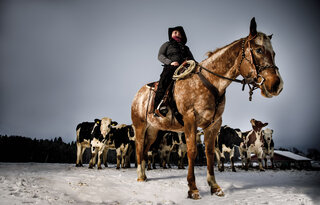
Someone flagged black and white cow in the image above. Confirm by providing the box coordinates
[176,132,187,169]
[89,117,114,169]
[215,125,243,172]
[262,128,275,169]
[239,119,268,171]
[147,131,186,169]
[107,124,135,169]
[76,119,101,167]
[147,131,163,170]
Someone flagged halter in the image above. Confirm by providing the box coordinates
[195,36,278,130]
[197,35,279,101]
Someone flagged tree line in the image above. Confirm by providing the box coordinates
[0,135,78,163]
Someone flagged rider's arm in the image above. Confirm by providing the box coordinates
[158,42,172,65]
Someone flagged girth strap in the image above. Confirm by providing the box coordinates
[197,71,225,106]
[197,70,225,130]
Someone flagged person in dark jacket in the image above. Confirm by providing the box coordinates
[154,26,195,117]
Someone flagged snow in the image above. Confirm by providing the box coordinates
[0,163,319,205]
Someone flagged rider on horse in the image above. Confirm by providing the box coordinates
[154,26,195,117]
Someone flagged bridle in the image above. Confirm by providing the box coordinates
[182,35,279,130]
[197,35,279,101]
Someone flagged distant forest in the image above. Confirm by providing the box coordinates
[0,135,319,164]
[0,135,78,163]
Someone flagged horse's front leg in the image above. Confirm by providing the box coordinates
[204,119,224,197]
[184,114,200,199]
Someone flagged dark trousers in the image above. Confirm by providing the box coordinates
[154,65,177,110]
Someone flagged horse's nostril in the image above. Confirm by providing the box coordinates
[271,79,280,93]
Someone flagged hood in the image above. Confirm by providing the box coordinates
[168,26,187,44]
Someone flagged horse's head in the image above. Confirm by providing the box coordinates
[239,18,283,98]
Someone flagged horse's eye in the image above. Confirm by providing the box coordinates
[256,48,263,54]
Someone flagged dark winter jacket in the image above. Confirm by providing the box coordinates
[158,26,194,65]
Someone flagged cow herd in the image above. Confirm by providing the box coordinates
[76,118,274,172]
[216,119,275,172]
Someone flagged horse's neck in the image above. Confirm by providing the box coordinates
[200,39,243,94]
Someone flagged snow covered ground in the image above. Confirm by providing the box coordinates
[0,163,319,205]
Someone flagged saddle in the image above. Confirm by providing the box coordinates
[146,81,184,126]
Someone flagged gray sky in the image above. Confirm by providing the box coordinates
[1,0,319,151]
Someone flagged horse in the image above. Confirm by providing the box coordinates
[131,17,283,199]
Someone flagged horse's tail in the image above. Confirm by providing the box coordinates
[145,87,153,122]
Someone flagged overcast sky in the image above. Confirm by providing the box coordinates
[1,0,319,151]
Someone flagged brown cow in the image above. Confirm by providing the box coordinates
[239,119,268,171]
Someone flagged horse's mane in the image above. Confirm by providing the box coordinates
[204,38,243,60]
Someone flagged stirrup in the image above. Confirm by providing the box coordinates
[154,100,167,117]
[154,109,165,118]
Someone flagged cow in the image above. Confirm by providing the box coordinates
[147,131,163,170]
[262,128,275,169]
[89,117,114,169]
[195,130,206,166]
[107,124,135,169]
[215,125,243,172]
[239,119,268,171]
[75,119,101,167]
[147,131,187,170]
[176,132,187,169]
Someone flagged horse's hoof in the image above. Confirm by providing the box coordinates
[232,169,236,172]
[88,166,93,169]
[260,169,265,172]
[188,190,201,200]
[137,177,147,182]
[211,187,225,197]
[98,167,102,170]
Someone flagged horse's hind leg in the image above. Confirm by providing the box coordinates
[135,125,158,181]
[134,124,147,181]
[204,119,224,197]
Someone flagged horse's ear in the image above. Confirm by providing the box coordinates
[249,17,257,37]
[268,34,273,40]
